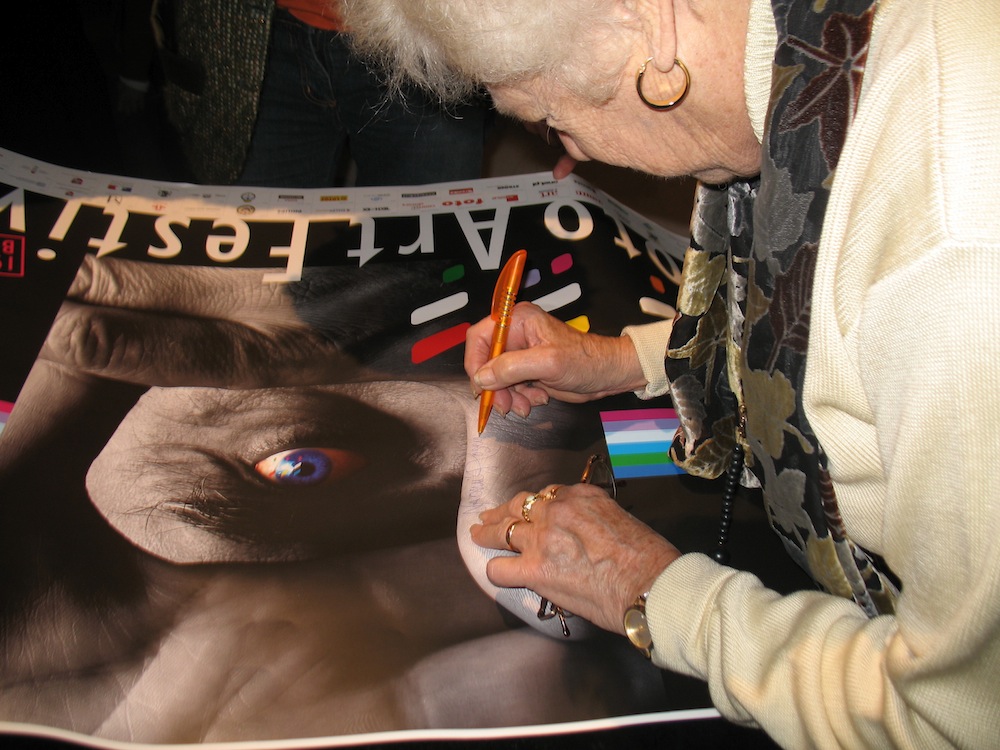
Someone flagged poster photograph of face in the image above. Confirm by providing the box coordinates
[0,150,796,748]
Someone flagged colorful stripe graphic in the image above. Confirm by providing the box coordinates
[599,408,685,478]
[0,400,13,438]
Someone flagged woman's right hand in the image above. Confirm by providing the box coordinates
[464,302,647,419]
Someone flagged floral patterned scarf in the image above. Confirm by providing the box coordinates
[665,0,897,616]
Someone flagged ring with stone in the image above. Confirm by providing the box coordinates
[521,486,561,523]
[521,493,540,523]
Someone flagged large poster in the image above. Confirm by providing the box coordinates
[1,148,785,747]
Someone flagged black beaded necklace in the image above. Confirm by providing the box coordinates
[711,444,744,565]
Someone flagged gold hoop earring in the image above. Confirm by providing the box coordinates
[636,57,690,111]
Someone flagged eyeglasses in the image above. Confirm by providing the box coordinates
[579,453,617,499]
[537,454,616,637]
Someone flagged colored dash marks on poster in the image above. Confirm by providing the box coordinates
[409,252,591,363]
[599,408,685,478]
[410,263,471,364]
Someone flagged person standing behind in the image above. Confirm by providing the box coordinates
[238,0,487,187]
[159,0,488,187]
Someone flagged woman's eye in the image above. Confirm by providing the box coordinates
[254,448,364,487]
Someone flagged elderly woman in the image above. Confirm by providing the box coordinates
[343,0,1000,747]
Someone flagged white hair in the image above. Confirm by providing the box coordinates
[341,0,640,103]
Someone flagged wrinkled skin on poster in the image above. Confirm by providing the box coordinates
[0,254,668,742]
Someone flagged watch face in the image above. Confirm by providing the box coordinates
[624,607,653,650]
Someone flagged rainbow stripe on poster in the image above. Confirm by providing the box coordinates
[599,408,685,478]
[0,400,13,438]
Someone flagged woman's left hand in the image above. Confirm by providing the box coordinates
[471,483,681,634]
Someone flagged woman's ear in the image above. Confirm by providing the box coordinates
[611,0,677,73]
[645,0,680,73]
[617,0,677,73]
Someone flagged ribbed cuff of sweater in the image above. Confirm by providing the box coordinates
[621,321,673,399]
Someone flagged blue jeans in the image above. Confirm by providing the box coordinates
[239,10,488,188]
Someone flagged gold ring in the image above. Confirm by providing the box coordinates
[521,493,539,523]
[539,486,560,503]
[505,520,521,552]
[521,486,561,523]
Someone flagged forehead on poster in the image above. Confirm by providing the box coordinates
[1,146,697,740]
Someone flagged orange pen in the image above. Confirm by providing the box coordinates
[477,249,528,434]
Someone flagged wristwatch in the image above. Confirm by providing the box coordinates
[623,592,653,659]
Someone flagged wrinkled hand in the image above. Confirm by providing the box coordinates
[464,302,646,419]
[40,254,360,387]
[470,483,680,634]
